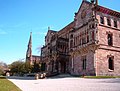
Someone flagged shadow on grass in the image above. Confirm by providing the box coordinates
[0,76,6,79]
[7,76,35,80]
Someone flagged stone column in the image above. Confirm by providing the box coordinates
[117,20,120,29]
[104,17,107,26]
[58,62,61,73]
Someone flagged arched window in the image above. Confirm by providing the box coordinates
[108,57,114,70]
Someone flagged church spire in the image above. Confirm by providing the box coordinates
[28,32,32,47]
[26,32,33,65]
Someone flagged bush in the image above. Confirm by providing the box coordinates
[0,69,4,76]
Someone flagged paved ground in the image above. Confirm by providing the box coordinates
[8,75,120,91]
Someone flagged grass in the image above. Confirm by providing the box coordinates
[82,76,120,79]
[0,76,21,91]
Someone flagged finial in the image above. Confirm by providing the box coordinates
[48,27,50,30]
[91,0,94,3]
[30,32,32,35]
[96,0,98,5]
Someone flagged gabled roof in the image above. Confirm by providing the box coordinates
[75,0,91,16]
[58,21,74,36]
[45,30,57,38]
[76,0,120,18]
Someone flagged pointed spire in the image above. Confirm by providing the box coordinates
[91,0,94,3]
[48,27,50,30]
[26,32,33,65]
[96,0,98,5]
[28,32,32,47]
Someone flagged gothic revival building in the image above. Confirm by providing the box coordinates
[41,0,120,76]
[26,32,40,65]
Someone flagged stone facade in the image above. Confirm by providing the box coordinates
[41,0,120,76]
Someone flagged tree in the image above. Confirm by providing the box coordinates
[32,61,40,73]
[24,61,33,73]
[9,61,33,76]
[0,69,4,76]
[9,61,24,75]
[0,61,8,75]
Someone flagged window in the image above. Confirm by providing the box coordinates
[92,31,94,41]
[108,57,114,70]
[87,32,89,43]
[114,20,117,28]
[51,60,54,72]
[92,24,95,28]
[82,37,86,45]
[107,18,111,26]
[70,40,73,48]
[79,39,82,45]
[100,16,104,24]
[41,63,46,71]
[108,33,113,46]
[70,34,73,39]
[89,24,92,29]
[82,56,87,70]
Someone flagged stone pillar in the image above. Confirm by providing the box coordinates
[111,18,114,28]
[117,20,120,29]
[71,57,74,69]
[104,17,107,26]
[58,62,61,73]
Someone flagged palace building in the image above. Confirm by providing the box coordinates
[41,0,120,76]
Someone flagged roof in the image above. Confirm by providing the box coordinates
[58,21,75,36]
[45,30,57,38]
[94,5,120,18]
[76,0,120,18]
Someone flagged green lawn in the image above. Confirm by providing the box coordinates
[0,76,21,91]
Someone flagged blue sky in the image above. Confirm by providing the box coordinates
[0,0,119,64]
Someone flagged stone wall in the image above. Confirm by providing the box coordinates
[72,51,95,76]
[96,49,120,76]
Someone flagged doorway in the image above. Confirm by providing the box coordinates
[60,61,66,73]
